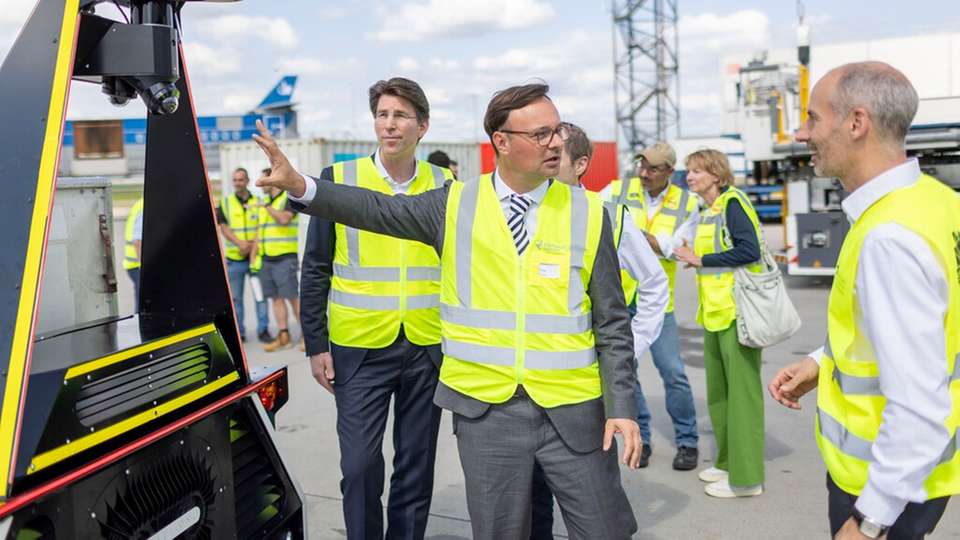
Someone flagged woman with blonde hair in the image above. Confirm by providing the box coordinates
[674,149,765,499]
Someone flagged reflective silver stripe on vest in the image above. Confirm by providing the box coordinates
[824,336,834,359]
[442,304,516,330]
[407,294,440,309]
[667,189,691,233]
[442,337,516,366]
[697,266,733,275]
[832,367,881,396]
[525,348,597,369]
[330,290,438,310]
[820,407,960,465]
[603,201,619,230]
[329,289,399,310]
[408,266,441,281]
[342,160,361,266]
[333,263,400,281]
[568,188,589,313]
[429,164,445,189]
[455,179,481,307]
[526,313,592,334]
[817,408,875,462]
[442,305,590,333]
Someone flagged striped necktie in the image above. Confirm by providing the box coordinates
[508,194,532,255]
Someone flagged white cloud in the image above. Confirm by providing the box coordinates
[201,14,299,51]
[675,10,773,135]
[371,0,555,43]
[275,56,361,76]
[182,42,241,77]
[396,57,420,72]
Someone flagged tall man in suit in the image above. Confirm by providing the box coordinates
[258,83,642,540]
[299,77,454,540]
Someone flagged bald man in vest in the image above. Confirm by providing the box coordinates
[769,62,960,540]
[256,83,642,539]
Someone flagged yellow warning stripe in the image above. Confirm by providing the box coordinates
[65,323,217,380]
[28,370,240,474]
[0,0,80,492]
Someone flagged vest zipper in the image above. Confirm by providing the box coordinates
[516,253,526,385]
[399,240,407,322]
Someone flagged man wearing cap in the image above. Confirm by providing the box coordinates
[604,142,701,471]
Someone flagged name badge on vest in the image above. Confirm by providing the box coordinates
[539,263,561,279]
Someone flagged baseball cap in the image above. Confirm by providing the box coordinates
[636,142,676,168]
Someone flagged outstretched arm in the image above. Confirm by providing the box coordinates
[252,119,447,251]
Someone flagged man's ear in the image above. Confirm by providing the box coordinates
[849,106,871,141]
[492,131,510,155]
[418,118,430,141]
[575,156,591,178]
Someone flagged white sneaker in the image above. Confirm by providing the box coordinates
[697,467,728,483]
[704,479,763,499]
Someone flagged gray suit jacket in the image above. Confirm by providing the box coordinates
[292,176,638,453]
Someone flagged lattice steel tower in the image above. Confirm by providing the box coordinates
[612,0,680,158]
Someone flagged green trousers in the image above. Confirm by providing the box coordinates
[703,322,764,487]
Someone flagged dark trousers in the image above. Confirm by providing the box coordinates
[530,463,554,539]
[127,268,140,312]
[334,332,442,540]
[827,474,950,539]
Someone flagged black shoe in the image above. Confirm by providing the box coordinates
[672,446,699,471]
[638,444,652,468]
[258,330,273,344]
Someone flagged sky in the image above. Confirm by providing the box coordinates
[2,0,959,144]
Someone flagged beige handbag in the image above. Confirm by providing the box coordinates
[723,225,801,348]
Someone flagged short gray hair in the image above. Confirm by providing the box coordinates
[831,61,918,143]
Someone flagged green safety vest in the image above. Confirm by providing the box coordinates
[220,192,260,262]
[258,192,299,257]
[692,188,763,332]
[123,197,144,270]
[816,174,960,499]
[328,158,453,348]
[439,176,604,408]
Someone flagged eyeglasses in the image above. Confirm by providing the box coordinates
[499,123,570,147]
[636,159,670,174]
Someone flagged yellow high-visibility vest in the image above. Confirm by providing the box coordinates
[439,175,604,408]
[220,192,260,262]
[692,187,762,332]
[606,178,698,311]
[258,192,299,257]
[329,157,453,348]
[123,198,144,270]
[816,174,960,499]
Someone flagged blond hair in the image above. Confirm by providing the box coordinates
[684,149,734,188]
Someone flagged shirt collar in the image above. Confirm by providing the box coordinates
[374,148,418,185]
[840,158,921,222]
[492,168,551,205]
[645,186,668,204]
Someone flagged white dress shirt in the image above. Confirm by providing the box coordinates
[809,158,953,525]
[618,209,668,357]
[643,186,699,259]
[290,148,416,202]
[599,182,699,259]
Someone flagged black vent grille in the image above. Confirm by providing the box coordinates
[76,344,212,427]
[230,414,284,538]
[98,452,218,539]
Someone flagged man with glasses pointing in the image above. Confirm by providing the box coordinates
[256,83,641,539]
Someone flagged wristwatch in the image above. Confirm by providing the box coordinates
[852,508,889,539]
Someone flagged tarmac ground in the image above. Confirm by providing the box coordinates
[108,220,959,539]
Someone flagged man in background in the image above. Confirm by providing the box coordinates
[256,167,303,352]
[217,167,271,343]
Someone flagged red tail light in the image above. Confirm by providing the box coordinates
[257,380,283,412]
